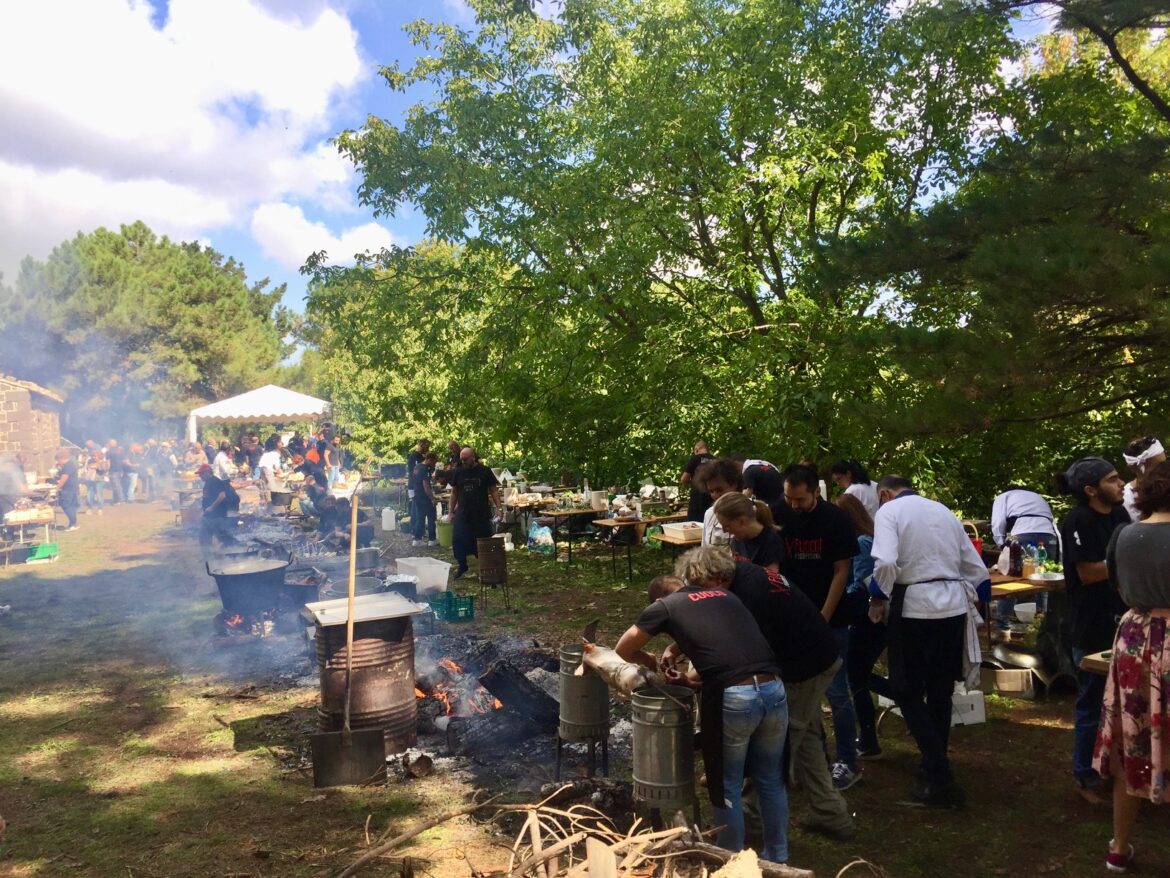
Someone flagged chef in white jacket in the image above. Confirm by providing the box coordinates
[869,475,990,810]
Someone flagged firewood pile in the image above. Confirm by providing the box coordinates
[333,785,886,878]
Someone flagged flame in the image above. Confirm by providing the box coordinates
[414,687,426,699]
[416,657,503,718]
[226,614,244,627]
[438,657,462,674]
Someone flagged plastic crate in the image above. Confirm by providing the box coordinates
[397,556,452,593]
[28,542,59,561]
[428,591,475,623]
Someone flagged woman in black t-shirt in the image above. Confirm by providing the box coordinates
[713,492,784,573]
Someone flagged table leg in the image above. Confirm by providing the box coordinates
[610,538,617,577]
[626,540,633,581]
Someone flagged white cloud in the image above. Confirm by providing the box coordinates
[0,0,373,280]
[250,202,399,270]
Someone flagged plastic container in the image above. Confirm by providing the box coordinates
[1015,602,1037,624]
[436,520,454,548]
[381,508,396,532]
[397,556,452,594]
[428,591,474,622]
[28,542,59,560]
[661,521,703,539]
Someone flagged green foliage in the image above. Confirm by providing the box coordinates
[0,221,294,438]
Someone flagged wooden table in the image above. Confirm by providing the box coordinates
[648,528,702,557]
[984,570,1077,683]
[541,508,604,564]
[593,513,688,580]
[1,514,56,566]
[1079,650,1112,676]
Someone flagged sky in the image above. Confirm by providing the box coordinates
[0,0,485,309]
[0,1,1057,312]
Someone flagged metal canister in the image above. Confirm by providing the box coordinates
[558,645,610,742]
[631,685,695,809]
[316,616,417,754]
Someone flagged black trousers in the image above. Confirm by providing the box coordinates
[888,586,965,788]
[452,517,491,568]
[848,615,892,749]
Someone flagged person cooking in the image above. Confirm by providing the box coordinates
[448,447,501,579]
[616,547,789,863]
[197,463,238,549]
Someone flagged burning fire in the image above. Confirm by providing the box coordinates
[415,658,503,717]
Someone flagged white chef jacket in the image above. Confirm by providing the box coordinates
[212,450,236,481]
[701,504,728,546]
[872,492,989,619]
[844,482,880,518]
[990,489,1057,546]
[1123,482,1141,522]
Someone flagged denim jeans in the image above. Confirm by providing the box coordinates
[328,465,341,487]
[715,679,789,863]
[1071,647,1105,784]
[123,473,138,502]
[825,626,858,767]
[84,480,104,510]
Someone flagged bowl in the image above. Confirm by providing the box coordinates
[1027,571,1063,582]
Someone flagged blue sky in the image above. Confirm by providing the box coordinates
[0,0,1053,312]
[0,0,481,309]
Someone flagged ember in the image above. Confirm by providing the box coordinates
[416,657,503,718]
[214,610,276,637]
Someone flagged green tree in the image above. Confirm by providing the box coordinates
[0,221,294,439]
[316,0,1018,488]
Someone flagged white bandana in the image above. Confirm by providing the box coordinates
[1123,439,1164,469]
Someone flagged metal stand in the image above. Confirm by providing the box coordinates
[554,735,609,781]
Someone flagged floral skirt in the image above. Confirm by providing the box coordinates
[1093,609,1170,802]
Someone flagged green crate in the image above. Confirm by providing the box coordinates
[28,542,59,561]
[427,591,475,622]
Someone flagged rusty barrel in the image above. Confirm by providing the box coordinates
[476,537,507,586]
[316,616,417,754]
[558,645,610,742]
[631,685,695,809]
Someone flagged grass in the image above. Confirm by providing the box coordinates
[1,504,1168,877]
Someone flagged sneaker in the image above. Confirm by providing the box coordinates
[454,565,468,580]
[96,509,103,516]
[856,742,883,760]
[831,762,862,791]
[411,539,422,546]
[65,525,79,532]
[427,540,438,546]
[1107,841,1135,873]
[1076,779,1109,806]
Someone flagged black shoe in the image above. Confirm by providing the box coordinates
[454,565,468,580]
[799,820,856,842]
[856,740,883,760]
[910,781,966,810]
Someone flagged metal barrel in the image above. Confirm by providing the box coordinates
[631,685,696,809]
[316,616,417,754]
[476,538,507,585]
[558,645,610,742]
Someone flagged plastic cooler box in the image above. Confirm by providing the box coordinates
[661,521,703,539]
[396,556,451,594]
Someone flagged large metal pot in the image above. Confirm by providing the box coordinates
[270,490,293,507]
[631,685,695,809]
[558,645,609,742]
[206,558,291,616]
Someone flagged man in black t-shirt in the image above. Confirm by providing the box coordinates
[197,464,238,549]
[1058,457,1128,802]
[406,439,431,541]
[725,561,852,838]
[742,459,784,506]
[782,464,863,790]
[449,447,500,578]
[681,441,717,522]
[54,449,80,531]
[412,453,439,545]
[616,546,788,863]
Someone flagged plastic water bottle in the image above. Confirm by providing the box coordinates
[1035,542,1048,565]
[582,479,592,505]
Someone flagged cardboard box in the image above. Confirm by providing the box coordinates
[980,666,1036,700]
[877,688,987,727]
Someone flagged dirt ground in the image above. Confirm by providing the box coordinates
[1,499,1168,878]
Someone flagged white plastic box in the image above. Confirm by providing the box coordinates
[396,556,452,594]
[661,521,703,539]
[878,685,986,727]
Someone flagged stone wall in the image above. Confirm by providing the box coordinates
[0,380,63,478]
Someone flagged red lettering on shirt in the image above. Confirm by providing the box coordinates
[687,590,727,602]
[785,536,824,560]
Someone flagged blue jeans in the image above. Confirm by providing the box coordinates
[1071,647,1105,785]
[328,465,341,487]
[715,679,789,863]
[826,626,858,767]
[123,473,138,502]
[84,480,104,510]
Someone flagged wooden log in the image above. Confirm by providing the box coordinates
[654,841,814,878]
[477,659,560,731]
[446,709,543,756]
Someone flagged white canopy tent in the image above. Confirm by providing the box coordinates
[186,385,330,442]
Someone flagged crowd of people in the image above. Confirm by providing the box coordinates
[601,442,1168,871]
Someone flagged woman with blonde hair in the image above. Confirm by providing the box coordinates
[714,491,783,573]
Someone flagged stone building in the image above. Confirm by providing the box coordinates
[0,375,65,478]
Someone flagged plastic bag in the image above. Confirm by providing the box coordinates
[527,519,555,555]
[645,524,664,549]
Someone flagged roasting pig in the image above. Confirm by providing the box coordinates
[575,639,665,697]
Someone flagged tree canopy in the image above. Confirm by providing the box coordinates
[0,221,295,439]
[304,0,1170,513]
